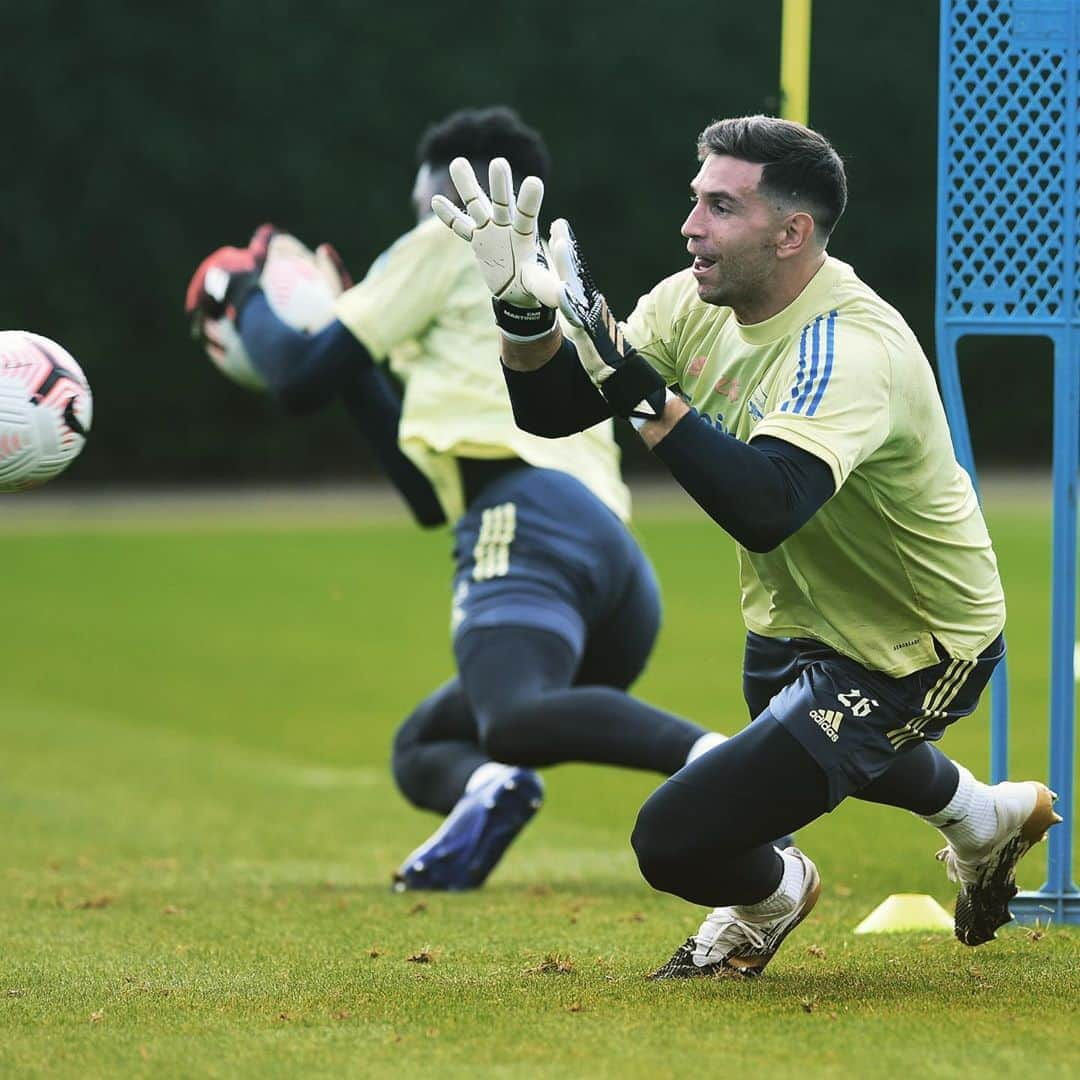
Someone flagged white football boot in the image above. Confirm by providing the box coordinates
[648,848,821,979]
[936,780,1061,945]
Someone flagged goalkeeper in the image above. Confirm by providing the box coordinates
[185,107,737,892]
[433,114,1059,973]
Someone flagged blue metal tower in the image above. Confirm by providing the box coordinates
[935,0,1079,924]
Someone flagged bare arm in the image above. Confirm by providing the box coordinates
[634,396,691,447]
[500,324,564,371]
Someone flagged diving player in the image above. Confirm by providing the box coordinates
[185,107,734,892]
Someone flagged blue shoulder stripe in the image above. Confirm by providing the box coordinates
[805,310,838,417]
[780,322,811,412]
[792,316,823,414]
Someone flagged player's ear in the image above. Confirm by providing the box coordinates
[776,211,816,260]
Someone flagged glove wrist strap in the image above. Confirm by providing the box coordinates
[629,389,678,430]
[599,351,669,420]
[493,299,557,342]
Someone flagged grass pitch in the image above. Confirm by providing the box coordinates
[1,486,1077,1077]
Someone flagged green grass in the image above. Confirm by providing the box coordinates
[1,490,1077,1077]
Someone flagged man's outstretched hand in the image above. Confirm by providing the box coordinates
[431,157,557,341]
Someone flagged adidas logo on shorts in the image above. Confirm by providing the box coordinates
[810,708,844,742]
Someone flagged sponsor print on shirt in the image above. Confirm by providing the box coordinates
[747,384,769,424]
[701,377,767,434]
[698,410,731,434]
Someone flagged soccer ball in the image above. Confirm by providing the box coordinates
[0,331,92,492]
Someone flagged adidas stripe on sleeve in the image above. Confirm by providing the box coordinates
[753,312,892,491]
[779,310,837,417]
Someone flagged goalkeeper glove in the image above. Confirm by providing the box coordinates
[185,225,353,390]
[431,157,556,341]
[536,219,670,424]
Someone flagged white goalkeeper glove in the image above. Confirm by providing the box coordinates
[185,224,353,391]
[431,157,556,341]
[529,218,672,424]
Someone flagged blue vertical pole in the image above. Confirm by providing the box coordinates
[1043,0,1079,905]
[1046,329,1079,905]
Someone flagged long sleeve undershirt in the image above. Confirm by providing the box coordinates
[237,292,446,526]
[502,338,612,437]
[503,338,835,551]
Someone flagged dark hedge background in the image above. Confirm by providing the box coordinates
[1,1,1051,486]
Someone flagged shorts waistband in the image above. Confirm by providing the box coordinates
[459,457,532,508]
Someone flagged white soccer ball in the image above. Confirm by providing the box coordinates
[0,331,92,492]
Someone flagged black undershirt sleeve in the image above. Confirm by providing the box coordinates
[237,294,445,527]
[238,295,363,415]
[651,411,836,551]
[339,364,446,527]
[501,338,612,436]
[500,334,834,548]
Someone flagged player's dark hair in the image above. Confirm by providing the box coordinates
[417,106,551,183]
[697,115,847,239]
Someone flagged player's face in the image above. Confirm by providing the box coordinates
[411,163,444,222]
[681,154,787,312]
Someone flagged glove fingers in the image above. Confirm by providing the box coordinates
[431,195,475,241]
[200,320,226,364]
[449,157,492,228]
[315,243,354,292]
[520,262,564,310]
[202,316,268,392]
[550,228,573,287]
[266,233,315,265]
[549,217,571,248]
[488,158,513,227]
[512,176,544,235]
[248,223,277,265]
[185,261,211,315]
[550,235,585,327]
[549,219,593,327]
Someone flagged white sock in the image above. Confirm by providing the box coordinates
[735,849,805,920]
[686,731,728,765]
[920,763,999,853]
[464,761,515,794]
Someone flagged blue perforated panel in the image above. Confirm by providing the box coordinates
[937,0,1079,326]
[936,3,1080,918]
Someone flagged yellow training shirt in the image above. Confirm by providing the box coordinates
[335,216,630,523]
[625,256,1005,677]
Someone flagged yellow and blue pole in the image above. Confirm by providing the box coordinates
[779,0,812,124]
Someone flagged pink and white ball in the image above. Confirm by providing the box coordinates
[0,331,92,492]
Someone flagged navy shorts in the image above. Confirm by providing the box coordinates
[451,466,660,663]
[743,631,1005,807]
